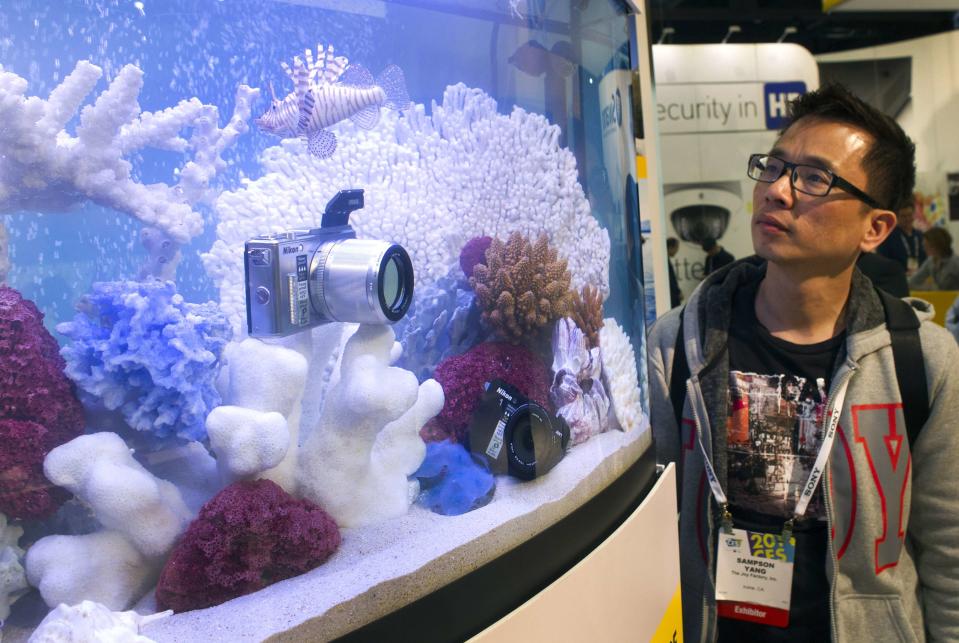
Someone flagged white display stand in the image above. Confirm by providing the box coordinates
[469,463,682,643]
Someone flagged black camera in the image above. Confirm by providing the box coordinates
[467,379,570,481]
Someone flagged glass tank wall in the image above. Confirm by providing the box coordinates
[0,0,653,639]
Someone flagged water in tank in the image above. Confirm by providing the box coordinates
[0,1,653,639]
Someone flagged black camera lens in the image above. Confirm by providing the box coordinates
[506,403,569,481]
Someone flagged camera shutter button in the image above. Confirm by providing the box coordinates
[255,286,271,305]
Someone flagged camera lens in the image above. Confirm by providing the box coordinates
[310,239,414,324]
[378,249,413,318]
[505,403,569,481]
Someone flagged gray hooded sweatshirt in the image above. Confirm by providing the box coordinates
[648,257,959,643]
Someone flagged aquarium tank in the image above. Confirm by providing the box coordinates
[0,0,656,640]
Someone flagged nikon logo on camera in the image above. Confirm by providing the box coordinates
[282,244,303,255]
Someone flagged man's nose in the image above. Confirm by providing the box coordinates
[761,170,795,206]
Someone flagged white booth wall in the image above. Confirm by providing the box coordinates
[818,30,959,240]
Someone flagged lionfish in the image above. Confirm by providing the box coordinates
[255,44,411,159]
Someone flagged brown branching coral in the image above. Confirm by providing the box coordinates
[470,232,574,343]
[571,285,605,348]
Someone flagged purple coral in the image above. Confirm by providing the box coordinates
[459,236,492,279]
[57,280,232,446]
[0,286,84,520]
[155,479,340,613]
[432,341,552,443]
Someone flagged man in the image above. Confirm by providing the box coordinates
[702,236,735,276]
[667,236,683,308]
[878,199,925,275]
[648,84,959,643]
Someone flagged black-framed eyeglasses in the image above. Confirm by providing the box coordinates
[746,153,884,210]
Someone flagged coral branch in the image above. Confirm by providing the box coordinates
[470,232,574,342]
[43,432,193,558]
[570,284,604,349]
[599,319,646,434]
[26,530,157,611]
[298,325,443,528]
[211,337,309,493]
[0,61,259,243]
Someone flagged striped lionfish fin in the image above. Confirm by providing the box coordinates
[293,57,314,135]
[315,44,349,85]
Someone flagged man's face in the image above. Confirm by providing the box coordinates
[752,117,887,271]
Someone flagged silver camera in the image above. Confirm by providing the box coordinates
[244,189,414,338]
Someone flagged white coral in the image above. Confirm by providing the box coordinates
[25,531,157,612]
[28,599,170,643]
[298,324,444,528]
[43,433,192,557]
[203,83,610,335]
[0,61,258,244]
[206,406,290,481]
[1,513,28,622]
[599,318,645,434]
[30,434,194,612]
[207,337,308,490]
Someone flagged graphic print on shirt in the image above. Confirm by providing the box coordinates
[726,370,828,519]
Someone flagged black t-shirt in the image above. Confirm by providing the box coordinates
[717,282,843,643]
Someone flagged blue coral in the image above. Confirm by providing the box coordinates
[393,266,488,382]
[57,280,232,446]
[414,440,495,516]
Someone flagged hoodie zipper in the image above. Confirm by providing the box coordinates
[823,363,856,642]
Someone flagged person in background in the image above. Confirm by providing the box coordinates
[701,236,735,276]
[856,248,909,297]
[667,237,683,308]
[909,226,959,290]
[878,199,925,275]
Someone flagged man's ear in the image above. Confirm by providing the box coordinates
[861,209,897,253]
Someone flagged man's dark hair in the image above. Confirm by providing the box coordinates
[701,237,717,252]
[783,83,916,212]
[667,237,679,251]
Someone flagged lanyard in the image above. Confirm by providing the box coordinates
[694,374,852,534]
[900,232,918,259]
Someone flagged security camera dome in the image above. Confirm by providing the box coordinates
[665,187,742,245]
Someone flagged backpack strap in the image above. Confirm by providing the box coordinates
[876,289,929,449]
[669,307,689,429]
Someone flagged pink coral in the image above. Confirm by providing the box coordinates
[0,285,84,519]
[155,479,340,613]
[459,236,492,279]
[431,341,552,443]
